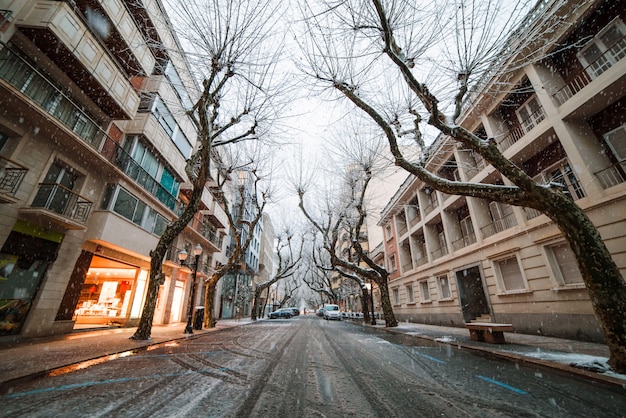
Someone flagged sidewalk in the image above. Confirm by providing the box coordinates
[1,318,624,393]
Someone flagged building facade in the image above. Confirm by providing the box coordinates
[0,0,228,339]
[377,0,626,343]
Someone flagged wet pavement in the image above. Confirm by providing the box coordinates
[0,316,624,393]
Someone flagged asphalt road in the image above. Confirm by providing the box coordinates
[2,316,625,417]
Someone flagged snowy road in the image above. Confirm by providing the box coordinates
[2,316,624,417]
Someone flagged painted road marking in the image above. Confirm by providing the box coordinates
[476,375,528,395]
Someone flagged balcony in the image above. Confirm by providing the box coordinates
[552,31,625,106]
[451,233,477,251]
[480,212,518,238]
[496,127,524,152]
[0,155,28,203]
[188,213,223,252]
[0,46,178,211]
[594,163,626,189]
[430,246,448,260]
[20,183,92,230]
[16,1,139,118]
[423,197,439,215]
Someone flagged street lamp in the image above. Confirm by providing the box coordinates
[369,278,376,326]
[179,243,203,334]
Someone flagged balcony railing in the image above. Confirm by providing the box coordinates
[423,197,439,215]
[30,183,92,223]
[451,233,477,251]
[496,127,524,152]
[594,163,626,189]
[431,246,448,260]
[0,46,178,210]
[397,221,408,236]
[480,212,518,238]
[0,155,28,197]
[519,106,546,133]
[524,207,543,221]
[190,213,223,249]
[401,261,414,272]
[552,33,625,106]
[413,255,428,267]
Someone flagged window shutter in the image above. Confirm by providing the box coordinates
[499,257,525,290]
[552,243,584,285]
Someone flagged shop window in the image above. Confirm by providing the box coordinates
[578,18,626,79]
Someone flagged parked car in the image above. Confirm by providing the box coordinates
[323,304,342,321]
[287,307,300,316]
[316,308,324,317]
[268,308,293,319]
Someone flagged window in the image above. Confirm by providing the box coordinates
[546,242,584,287]
[164,61,193,109]
[31,161,79,215]
[405,284,414,303]
[533,160,585,200]
[385,223,393,241]
[437,275,451,299]
[419,280,430,302]
[388,253,397,271]
[0,131,8,150]
[516,95,545,132]
[392,288,400,305]
[148,96,192,158]
[121,135,181,207]
[603,124,626,172]
[101,184,169,236]
[494,255,527,292]
[578,18,626,79]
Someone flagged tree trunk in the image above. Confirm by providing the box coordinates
[361,286,371,324]
[204,274,219,328]
[130,226,184,340]
[546,196,626,372]
[251,287,263,321]
[375,275,398,328]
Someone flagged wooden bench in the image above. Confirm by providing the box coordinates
[464,322,514,344]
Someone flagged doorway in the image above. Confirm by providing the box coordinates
[455,266,490,322]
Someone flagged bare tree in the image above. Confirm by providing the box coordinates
[251,231,304,320]
[298,0,626,371]
[298,143,398,327]
[204,166,268,327]
[131,0,284,339]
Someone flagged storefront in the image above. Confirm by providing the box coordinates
[0,221,62,336]
[73,256,141,326]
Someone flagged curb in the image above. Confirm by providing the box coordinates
[369,323,625,389]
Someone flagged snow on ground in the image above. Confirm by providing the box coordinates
[504,350,626,381]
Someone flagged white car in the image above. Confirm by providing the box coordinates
[323,304,342,320]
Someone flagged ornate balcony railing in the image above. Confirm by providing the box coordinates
[0,155,28,197]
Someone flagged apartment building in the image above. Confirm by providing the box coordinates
[219,171,264,319]
[377,0,625,343]
[0,0,228,338]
